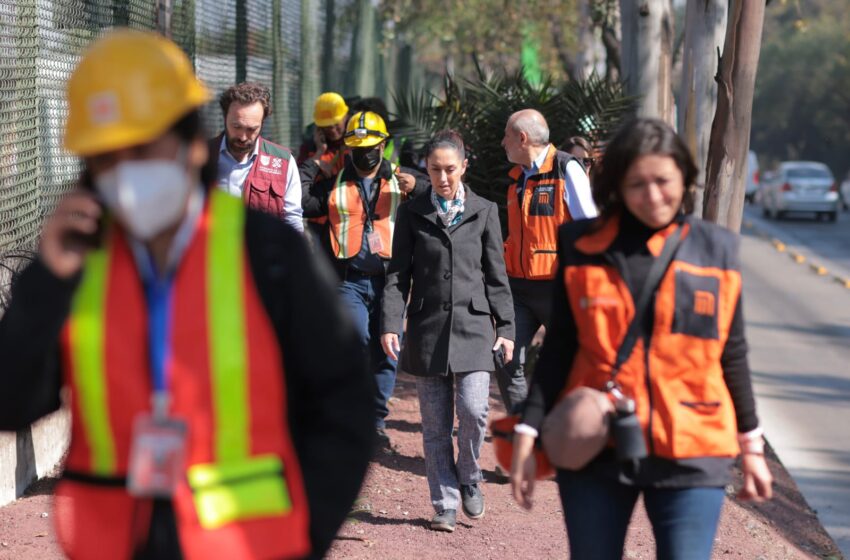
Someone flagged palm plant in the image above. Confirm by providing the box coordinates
[391,66,636,211]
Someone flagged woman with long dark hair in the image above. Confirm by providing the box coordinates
[510,118,773,559]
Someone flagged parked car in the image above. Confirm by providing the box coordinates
[839,170,850,210]
[760,161,838,222]
[744,150,760,203]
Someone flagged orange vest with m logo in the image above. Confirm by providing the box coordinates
[57,191,310,560]
[504,146,575,280]
[560,216,742,460]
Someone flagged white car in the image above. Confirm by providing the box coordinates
[760,161,839,222]
[744,150,760,203]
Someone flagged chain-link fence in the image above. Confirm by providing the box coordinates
[0,0,423,303]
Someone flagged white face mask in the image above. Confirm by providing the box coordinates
[95,150,192,241]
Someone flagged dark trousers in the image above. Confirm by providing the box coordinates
[338,270,398,429]
[557,469,725,560]
[495,277,552,412]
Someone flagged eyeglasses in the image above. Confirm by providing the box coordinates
[582,158,595,168]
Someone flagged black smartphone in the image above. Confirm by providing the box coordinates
[61,169,105,250]
[493,346,506,370]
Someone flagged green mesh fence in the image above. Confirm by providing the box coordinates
[0,0,418,273]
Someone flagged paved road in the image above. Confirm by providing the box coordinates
[744,203,850,276]
[739,207,850,556]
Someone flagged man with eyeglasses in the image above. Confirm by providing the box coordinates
[497,109,598,417]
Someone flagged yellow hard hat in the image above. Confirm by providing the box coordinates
[344,111,389,148]
[64,29,211,157]
[313,92,349,127]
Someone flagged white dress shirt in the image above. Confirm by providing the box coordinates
[520,145,598,220]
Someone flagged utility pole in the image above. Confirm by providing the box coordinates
[156,0,173,37]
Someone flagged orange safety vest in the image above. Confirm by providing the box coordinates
[327,164,401,260]
[504,146,576,280]
[307,147,347,226]
[560,215,742,459]
[56,191,310,560]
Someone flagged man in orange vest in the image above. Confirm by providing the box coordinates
[498,109,598,412]
[0,30,373,560]
[302,111,428,448]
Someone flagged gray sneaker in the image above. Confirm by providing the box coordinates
[430,509,456,532]
[461,483,485,519]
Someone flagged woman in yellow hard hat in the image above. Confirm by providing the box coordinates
[0,28,374,560]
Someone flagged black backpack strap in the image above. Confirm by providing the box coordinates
[610,225,684,380]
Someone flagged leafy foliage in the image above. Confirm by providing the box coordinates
[752,0,850,178]
[378,0,581,81]
[392,67,636,208]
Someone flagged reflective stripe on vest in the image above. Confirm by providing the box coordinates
[328,165,401,260]
[69,248,115,475]
[208,193,249,461]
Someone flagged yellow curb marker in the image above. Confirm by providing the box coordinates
[833,276,850,289]
[809,263,828,276]
[746,220,849,286]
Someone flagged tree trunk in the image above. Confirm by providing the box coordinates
[573,0,595,80]
[702,0,766,231]
[551,19,577,81]
[678,0,727,217]
[619,0,675,123]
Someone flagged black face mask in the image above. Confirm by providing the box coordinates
[351,146,382,171]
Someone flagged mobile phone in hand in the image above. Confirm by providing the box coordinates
[494,346,506,369]
[62,171,105,250]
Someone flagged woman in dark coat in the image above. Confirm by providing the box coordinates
[381,130,515,533]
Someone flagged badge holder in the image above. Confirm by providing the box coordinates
[127,392,187,498]
[366,222,384,255]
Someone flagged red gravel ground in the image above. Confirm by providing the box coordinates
[0,373,843,559]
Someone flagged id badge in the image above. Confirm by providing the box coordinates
[366,231,384,254]
[127,415,187,498]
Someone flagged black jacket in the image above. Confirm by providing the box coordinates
[0,208,374,559]
[381,187,515,375]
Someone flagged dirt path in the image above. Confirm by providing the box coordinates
[329,374,842,560]
[0,374,842,559]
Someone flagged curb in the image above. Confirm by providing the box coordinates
[741,220,850,290]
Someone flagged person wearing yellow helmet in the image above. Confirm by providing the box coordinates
[0,29,374,560]
[297,92,351,244]
[301,110,429,448]
[297,91,350,177]
[206,82,304,232]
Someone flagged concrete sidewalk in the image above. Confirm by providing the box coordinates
[740,227,850,557]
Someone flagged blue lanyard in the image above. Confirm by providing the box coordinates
[142,254,175,397]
